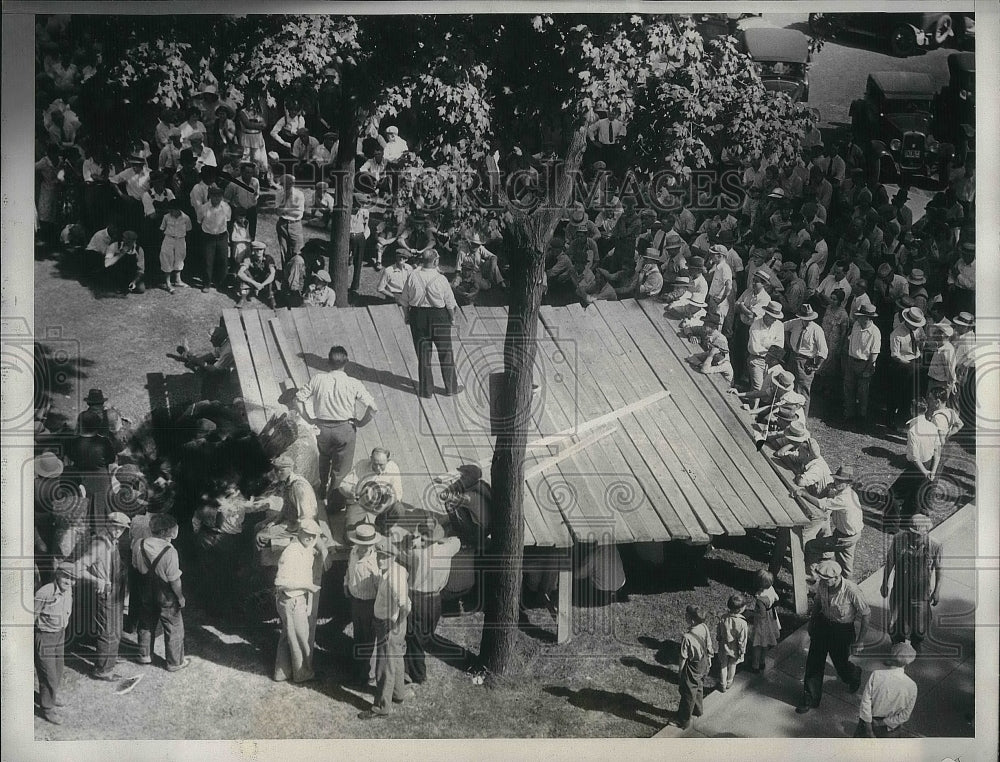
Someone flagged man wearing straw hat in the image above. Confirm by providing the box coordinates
[783,303,827,416]
[344,523,384,686]
[796,465,865,580]
[360,536,414,718]
[843,303,881,427]
[854,642,918,737]
[886,305,926,428]
[377,248,413,303]
[746,301,785,392]
[796,559,869,714]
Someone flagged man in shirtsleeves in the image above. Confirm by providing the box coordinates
[399,250,461,398]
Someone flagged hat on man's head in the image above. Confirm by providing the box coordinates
[688,256,706,271]
[832,465,855,483]
[877,262,893,278]
[774,370,795,391]
[953,312,975,328]
[935,323,954,339]
[296,126,310,136]
[664,231,684,249]
[783,420,810,442]
[642,247,662,261]
[907,269,927,286]
[251,240,267,251]
[395,248,411,258]
[107,512,131,529]
[768,187,786,200]
[854,303,878,319]
[886,642,917,667]
[763,301,784,319]
[765,344,786,364]
[781,260,798,272]
[703,312,723,327]
[297,518,322,537]
[385,125,399,136]
[168,126,182,138]
[188,131,204,142]
[709,244,729,258]
[752,267,773,283]
[672,274,691,285]
[814,559,843,580]
[347,523,383,546]
[85,388,107,406]
[901,307,926,328]
[895,294,916,312]
[272,454,295,469]
[34,452,64,479]
[55,561,77,580]
[782,391,807,407]
[313,270,332,284]
[796,304,818,321]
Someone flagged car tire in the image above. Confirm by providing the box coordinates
[931,14,953,47]
[889,24,918,57]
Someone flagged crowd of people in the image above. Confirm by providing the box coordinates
[33,16,974,735]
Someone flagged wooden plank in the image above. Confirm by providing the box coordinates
[257,308,293,399]
[543,305,699,542]
[633,299,809,527]
[224,309,267,432]
[623,306,781,530]
[592,302,750,536]
[581,303,743,538]
[528,306,645,544]
[557,568,573,644]
[242,309,284,421]
[624,299,794,529]
[269,316,309,389]
[527,392,670,448]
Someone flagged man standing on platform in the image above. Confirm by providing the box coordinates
[796,560,869,715]
[295,346,378,506]
[399,250,461,398]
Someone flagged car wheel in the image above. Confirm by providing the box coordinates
[932,14,953,46]
[889,24,917,56]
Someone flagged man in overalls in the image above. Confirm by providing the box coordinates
[672,604,715,729]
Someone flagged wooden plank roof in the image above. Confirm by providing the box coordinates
[226,299,810,550]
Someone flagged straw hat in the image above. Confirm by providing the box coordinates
[953,312,975,328]
[313,270,331,284]
[297,518,322,536]
[347,523,383,546]
[832,465,855,483]
[901,307,926,328]
[774,370,795,391]
[107,511,132,529]
[908,513,933,535]
[907,269,927,286]
[783,420,810,442]
[34,452,65,479]
[763,301,784,319]
[796,304,818,321]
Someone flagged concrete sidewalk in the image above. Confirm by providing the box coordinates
[655,504,976,738]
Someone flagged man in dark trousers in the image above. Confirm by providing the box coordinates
[797,560,870,714]
[402,523,461,684]
[399,250,461,398]
[295,346,378,506]
[34,563,75,724]
[74,511,131,681]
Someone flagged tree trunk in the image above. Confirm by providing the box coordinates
[480,126,588,677]
[328,76,360,307]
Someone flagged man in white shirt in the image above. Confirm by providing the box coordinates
[815,260,851,309]
[195,185,231,292]
[274,174,305,270]
[273,519,326,684]
[746,301,785,391]
[796,466,865,580]
[359,146,390,194]
[706,245,733,323]
[379,125,409,164]
[348,198,371,294]
[854,643,918,737]
[344,524,383,686]
[377,249,414,302]
[886,306,925,428]
[783,303,828,415]
[291,126,319,162]
[85,223,120,272]
[399,250,460,398]
[158,128,184,170]
[843,304,881,426]
[947,239,975,315]
[362,539,413,717]
[313,131,340,165]
[341,447,405,526]
[295,345,378,505]
[187,132,217,171]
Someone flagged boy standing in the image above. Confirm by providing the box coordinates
[672,604,715,729]
[133,513,190,672]
[715,594,749,692]
[159,199,192,292]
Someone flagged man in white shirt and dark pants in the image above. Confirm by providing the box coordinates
[843,303,881,428]
[783,303,828,417]
[295,345,378,507]
[275,174,305,271]
[195,185,231,292]
[854,642,918,737]
[400,250,461,398]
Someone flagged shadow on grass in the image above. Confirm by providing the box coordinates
[621,654,678,686]
[635,637,681,670]
[543,685,672,729]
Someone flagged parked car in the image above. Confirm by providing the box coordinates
[850,71,953,182]
[808,13,973,57]
[738,27,811,102]
[934,52,975,167]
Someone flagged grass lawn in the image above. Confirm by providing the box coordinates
[32,207,975,739]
